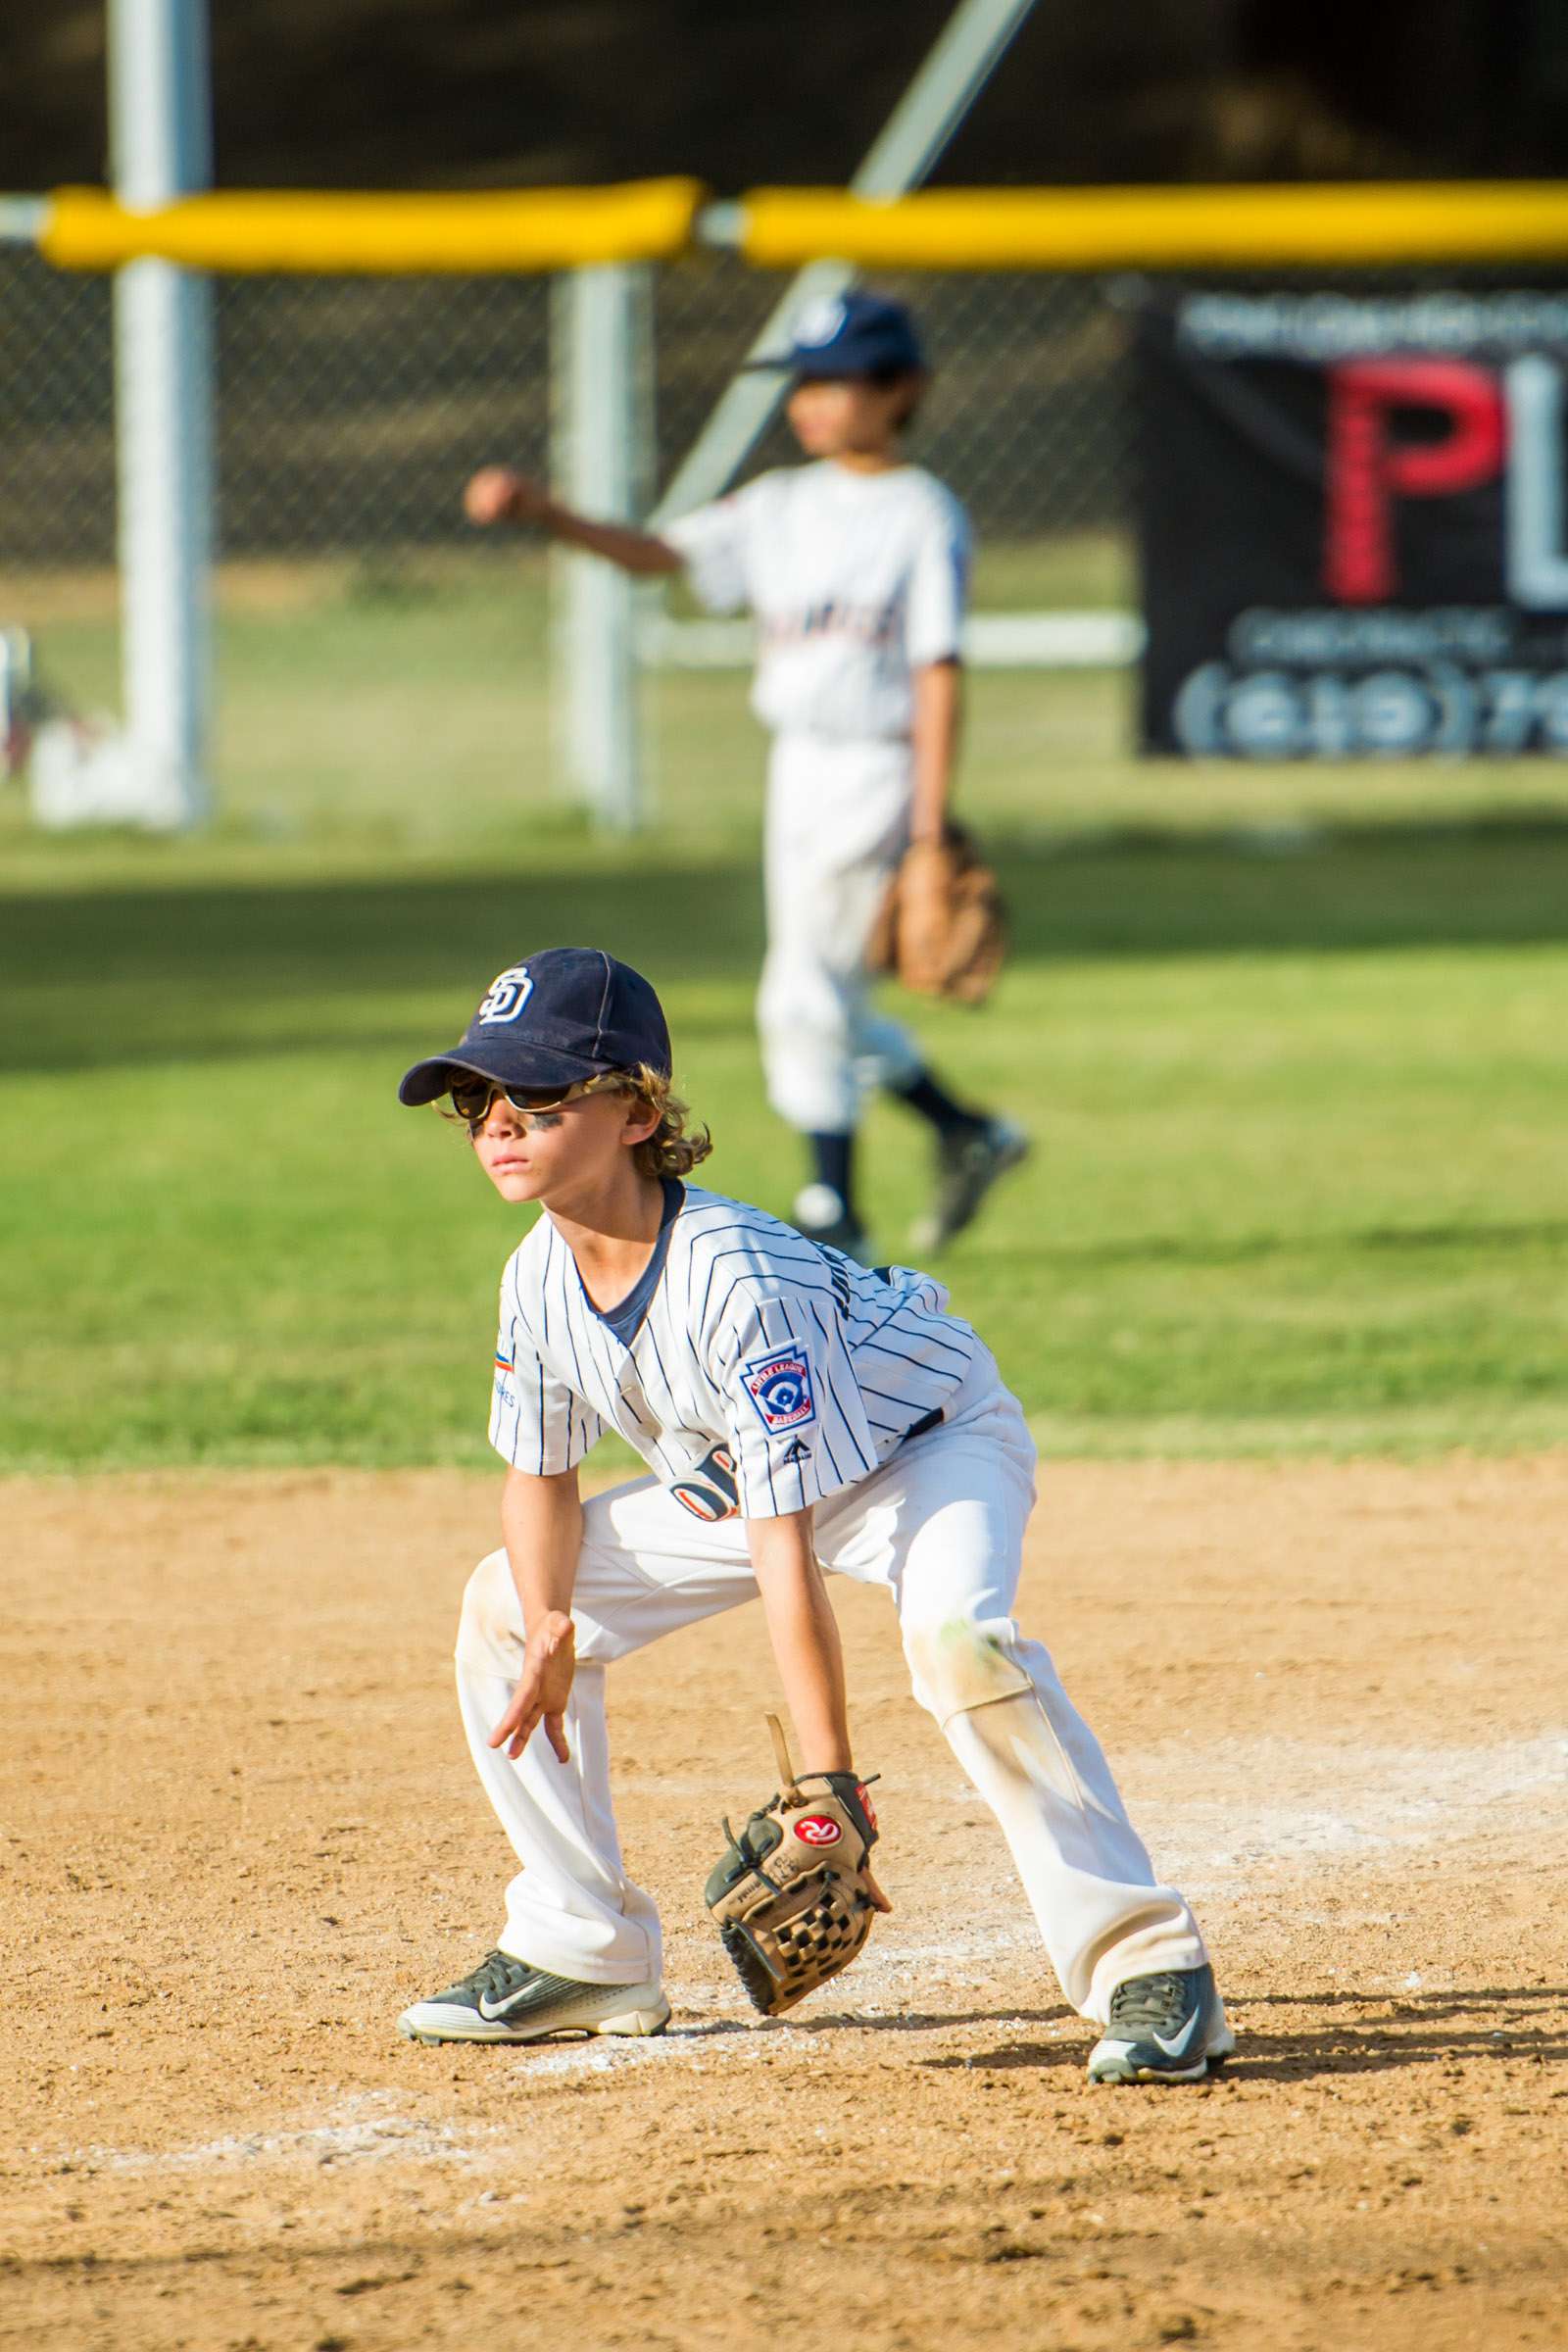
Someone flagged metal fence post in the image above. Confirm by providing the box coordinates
[552,263,646,832]
[109,0,214,831]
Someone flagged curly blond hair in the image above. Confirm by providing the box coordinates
[608,1062,712,1180]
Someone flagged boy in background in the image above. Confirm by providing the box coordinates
[465,290,1027,1262]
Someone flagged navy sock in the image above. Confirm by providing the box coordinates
[806,1130,858,1225]
[887,1066,988,1141]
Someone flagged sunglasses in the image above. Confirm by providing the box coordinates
[447,1074,616,1131]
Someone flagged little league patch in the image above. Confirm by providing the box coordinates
[741,1342,817,1433]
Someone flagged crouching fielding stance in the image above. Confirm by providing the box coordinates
[394,948,1233,2082]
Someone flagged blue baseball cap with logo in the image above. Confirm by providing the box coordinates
[752,289,926,380]
[397,947,671,1104]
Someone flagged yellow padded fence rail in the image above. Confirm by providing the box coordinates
[736,183,1568,270]
[28,178,1568,274]
[40,179,706,273]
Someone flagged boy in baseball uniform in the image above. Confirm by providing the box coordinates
[465,290,1026,1263]
[395,946,1232,2082]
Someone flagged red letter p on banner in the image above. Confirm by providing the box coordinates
[1324,359,1505,604]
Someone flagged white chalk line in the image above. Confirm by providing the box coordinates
[20,1733,1567,2181]
[51,2091,504,2176]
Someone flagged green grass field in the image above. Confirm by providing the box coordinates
[4,545,1567,1471]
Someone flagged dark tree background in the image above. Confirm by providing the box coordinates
[4,0,1566,193]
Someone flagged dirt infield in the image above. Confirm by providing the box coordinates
[4,1460,1566,2352]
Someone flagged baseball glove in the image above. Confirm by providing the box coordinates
[705,1716,886,2018]
[866,822,1006,1006]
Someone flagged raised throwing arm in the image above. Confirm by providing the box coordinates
[465,466,685,577]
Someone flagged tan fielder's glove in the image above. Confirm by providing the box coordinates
[867,822,1006,1005]
[705,1717,887,2018]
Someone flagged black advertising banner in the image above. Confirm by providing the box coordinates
[1138,289,1568,757]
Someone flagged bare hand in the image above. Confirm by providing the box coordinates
[489,1609,576,1762]
[464,465,551,529]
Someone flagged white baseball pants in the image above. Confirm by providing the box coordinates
[757,731,923,1135]
[453,1348,1214,2026]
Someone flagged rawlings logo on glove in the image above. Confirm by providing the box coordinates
[792,1814,843,1846]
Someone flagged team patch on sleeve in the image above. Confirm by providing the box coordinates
[741,1340,817,1434]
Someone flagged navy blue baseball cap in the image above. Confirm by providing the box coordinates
[397,948,671,1105]
[751,290,925,380]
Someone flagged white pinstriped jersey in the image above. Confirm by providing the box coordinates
[662,463,970,742]
[489,1184,980,1520]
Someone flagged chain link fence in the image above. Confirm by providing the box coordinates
[0,245,1136,842]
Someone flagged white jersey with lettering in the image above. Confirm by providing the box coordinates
[662,462,970,742]
[489,1183,980,1519]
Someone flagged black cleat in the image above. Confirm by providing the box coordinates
[909,1118,1030,1253]
[1086,1963,1234,2084]
[397,1949,669,2046]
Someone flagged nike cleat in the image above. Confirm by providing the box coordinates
[1086,1963,1234,2084]
[909,1118,1030,1254]
[397,1949,670,2046]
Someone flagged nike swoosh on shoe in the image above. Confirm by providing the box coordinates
[1151,2010,1205,2060]
[477,1985,541,2021]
